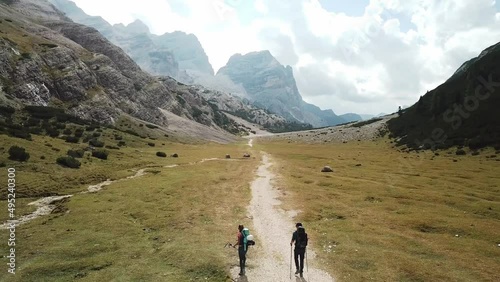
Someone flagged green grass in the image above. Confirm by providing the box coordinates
[256,139,500,281]
[0,132,257,281]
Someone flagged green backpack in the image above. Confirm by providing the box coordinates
[242,228,255,250]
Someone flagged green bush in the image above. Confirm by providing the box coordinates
[63,128,72,135]
[8,145,30,161]
[74,128,84,137]
[92,149,108,160]
[156,152,167,157]
[114,135,123,140]
[39,43,58,48]
[65,136,80,143]
[117,141,126,147]
[92,132,101,137]
[9,129,32,140]
[147,142,155,147]
[46,127,59,137]
[89,138,104,147]
[67,149,85,158]
[105,145,120,150]
[56,156,81,169]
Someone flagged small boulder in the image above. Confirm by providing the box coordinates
[171,153,178,158]
[225,154,231,159]
[321,166,333,172]
[243,153,251,158]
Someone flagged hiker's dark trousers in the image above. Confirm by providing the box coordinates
[294,247,305,273]
[238,247,247,270]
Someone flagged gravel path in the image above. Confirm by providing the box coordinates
[230,150,334,281]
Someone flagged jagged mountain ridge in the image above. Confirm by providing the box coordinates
[48,0,212,82]
[388,42,500,149]
[217,51,347,127]
[0,0,251,142]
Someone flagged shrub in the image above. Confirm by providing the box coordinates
[39,43,58,48]
[29,127,43,134]
[9,129,32,140]
[92,149,108,160]
[40,156,45,160]
[114,135,123,140]
[117,141,126,147]
[63,128,72,135]
[92,132,101,137]
[89,138,104,147]
[146,124,158,129]
[46,127,59,137]
[67,149,85,158]
[53,122,66,130]
[456,149,466,156]
[56,156,81,168]
[147,142,155,147]
[82,134,92,143]
[0,162,6,167]
[25,117,41,126]
[105,145,120,150]
[86,125,97,131]
[156,152,167,157]
[124,129,139,136]
[74,128,84,137]
[65,136,80,143]
[8,146,30,161]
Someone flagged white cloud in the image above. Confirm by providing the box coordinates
[70,0,500,115]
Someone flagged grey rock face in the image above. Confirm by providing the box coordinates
[217,51,345,127]
[152,31,214,76]
[50,0,214,81]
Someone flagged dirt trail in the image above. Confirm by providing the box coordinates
[231,140,334,281]
[0,168,147,229]
[0,195,72,229]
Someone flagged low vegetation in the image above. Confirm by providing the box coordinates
[8,145,30,161]
[56,156,81,169]
[0,133,257,281]
[257,140,500,281]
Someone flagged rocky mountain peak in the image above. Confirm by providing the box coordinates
[217,50,345,127]
[125,19,150,34]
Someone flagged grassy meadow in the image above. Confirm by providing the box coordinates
[256,139,500,281]
[0,127,258,281]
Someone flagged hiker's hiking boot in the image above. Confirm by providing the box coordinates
[295,270,300,275]
[300,272,303,277]
[239,268,245,276]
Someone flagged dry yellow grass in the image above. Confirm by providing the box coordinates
[0,131,258,281]
[257,139,500,281]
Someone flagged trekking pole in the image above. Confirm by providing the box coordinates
[306,248,309,281]
[289,245,292,280]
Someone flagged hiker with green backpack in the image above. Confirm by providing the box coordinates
[290,222,308,277]
[233,225,255,276]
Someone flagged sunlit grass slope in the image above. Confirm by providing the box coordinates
[257,139,500,282]
[0,131,257,281]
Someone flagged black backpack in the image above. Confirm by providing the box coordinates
[297,227,308,248]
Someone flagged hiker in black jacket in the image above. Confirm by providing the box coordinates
[290,222,308,277]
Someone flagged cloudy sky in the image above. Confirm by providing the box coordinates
[70,0,500,115]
